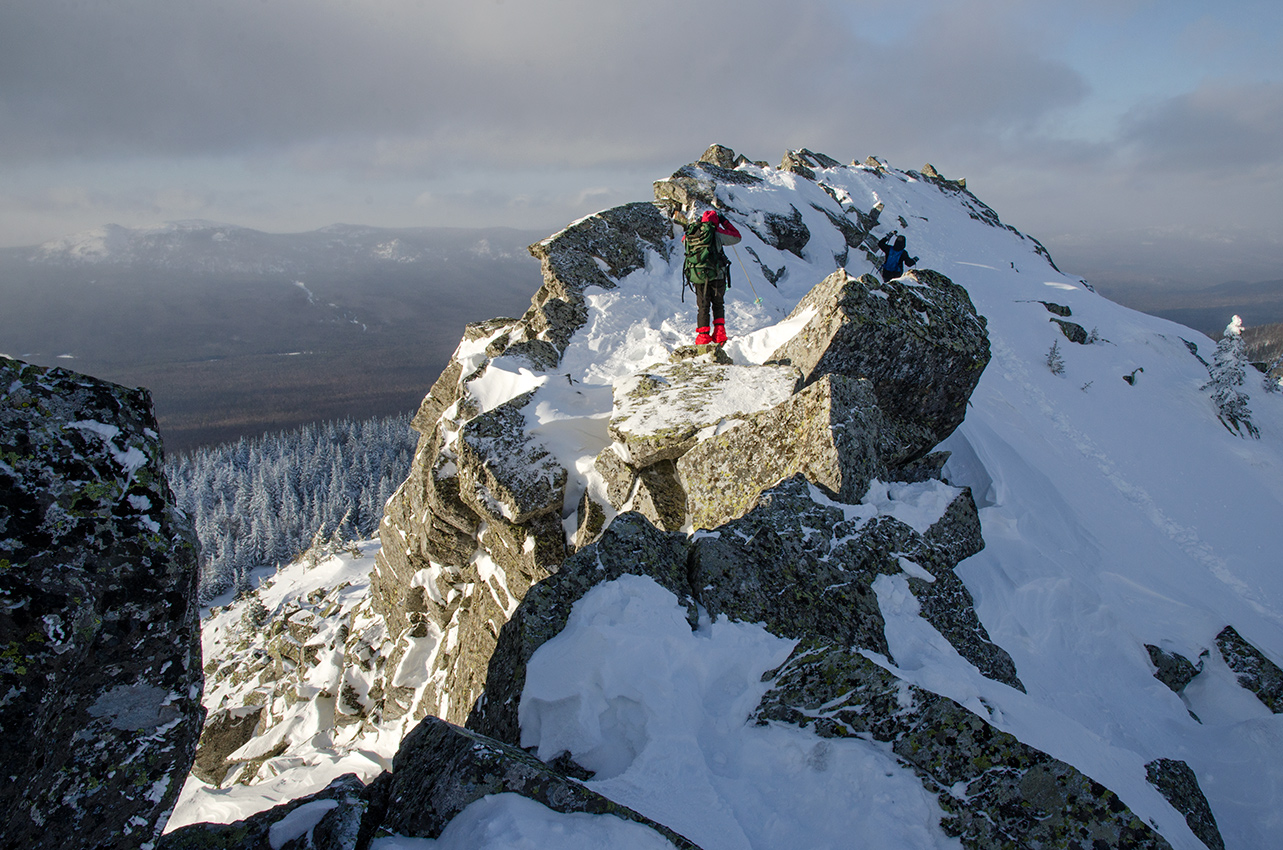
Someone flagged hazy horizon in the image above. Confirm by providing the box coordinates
[4,1,1282,290]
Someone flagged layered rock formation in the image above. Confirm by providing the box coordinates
[0,357,203,850]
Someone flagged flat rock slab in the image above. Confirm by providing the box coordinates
[677,373,882,530]
[609,357,801,467]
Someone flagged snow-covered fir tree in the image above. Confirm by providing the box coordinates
[1203,314,1259,437]
[1045,339,1065,375]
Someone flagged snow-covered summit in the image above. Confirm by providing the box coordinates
[174,147,1283,849]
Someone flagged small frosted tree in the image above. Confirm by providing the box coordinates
[1203,315,1259,438]
[1262,353,1283,394]
[1045,340,1065,375]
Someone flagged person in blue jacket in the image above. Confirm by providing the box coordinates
[876,231,918,283]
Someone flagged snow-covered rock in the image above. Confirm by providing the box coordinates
[0,357,203,850]
[369,717,699,848]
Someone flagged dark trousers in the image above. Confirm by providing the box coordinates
[695,280,727,328]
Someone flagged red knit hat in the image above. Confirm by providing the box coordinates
[701,210,720,224]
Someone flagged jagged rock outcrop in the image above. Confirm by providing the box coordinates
[1215,625,1283,712]
[368,201,675,727]
[159,773,369,850]
[365,717,702,849]
[1145,644,1204,695]
[766,268,990,466]
[0,357,203,850]
[754,640,1172,850]
[363,145,997,748]
[1145,758,1224,850]
[187,145,1223,848]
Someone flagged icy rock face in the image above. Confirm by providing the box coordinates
[0,357,203,849]
[767,268,990,466]
[451,476,1193,849]
[1144,759,1224,850]
[365,717,700,848]
[466,475,1016,742]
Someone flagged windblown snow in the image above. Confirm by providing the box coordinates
[173,155,1283,849]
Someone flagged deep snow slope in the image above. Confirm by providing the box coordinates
[518,152,1283,848]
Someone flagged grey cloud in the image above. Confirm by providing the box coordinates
[1121,81,1283,169]
[0,0,1094,175]
[0,0,837,166]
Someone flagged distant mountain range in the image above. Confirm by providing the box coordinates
[0,222,547,451]
[4,217,1277,452]
[1094,276,1283,338]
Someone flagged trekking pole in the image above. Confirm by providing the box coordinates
[731,246,762,305]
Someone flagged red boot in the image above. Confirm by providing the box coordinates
[713,319,728,345]
[695,326,712,345]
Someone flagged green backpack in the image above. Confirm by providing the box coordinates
[682,220,729,290]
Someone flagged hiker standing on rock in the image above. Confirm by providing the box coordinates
[876,231,918,283]
[677,209,741,346]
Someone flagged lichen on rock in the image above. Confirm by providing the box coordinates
[1216,625,1283,713]
[0,357,204,849]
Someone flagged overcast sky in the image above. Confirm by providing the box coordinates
[3,0,1281,289]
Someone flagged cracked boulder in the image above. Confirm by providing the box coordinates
[0,358,204,850]
[766,268,990,466]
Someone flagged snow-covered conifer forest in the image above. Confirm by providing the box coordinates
[164,415,415,601]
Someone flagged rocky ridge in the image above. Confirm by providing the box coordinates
[169,146,1253,849]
